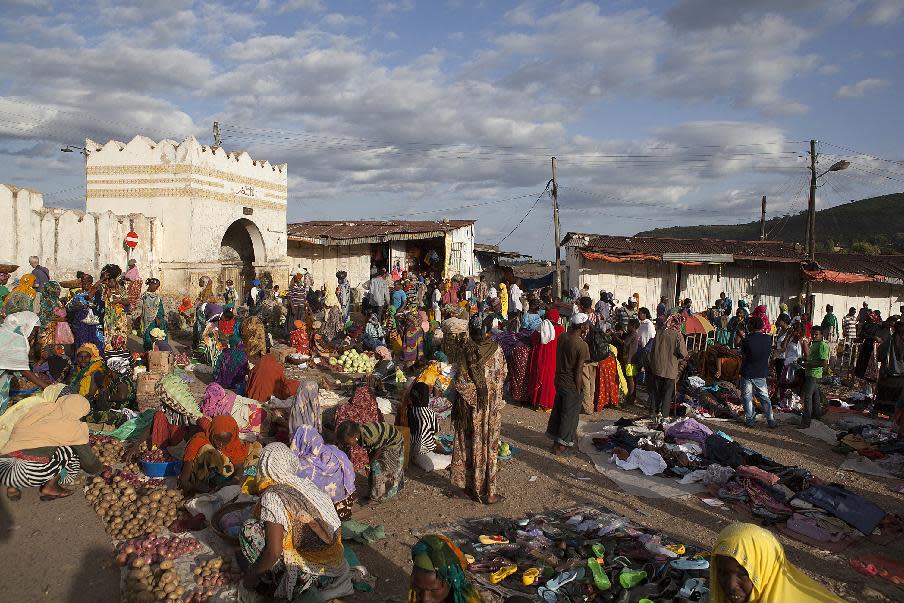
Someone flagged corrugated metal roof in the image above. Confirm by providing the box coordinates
[564,232,805,263]
[474,243,528,258]
[287,220,474,245]
[814,253,904,282]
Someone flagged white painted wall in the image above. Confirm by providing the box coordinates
[567,247,675,309]
[811,280,903,322]
[446,224,475,277]
[680,261,801,319]
[287,242,372,288]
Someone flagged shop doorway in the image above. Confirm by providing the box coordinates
[219,219,265,301]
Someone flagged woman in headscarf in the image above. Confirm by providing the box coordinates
[319,278,344,346]
[0,388,105,501]
[94,356,135,411]
[290,425,356,519]
[527,307,563,411]
[247,353,300,404]
[69,343,103,400]
[362,311,386,350]
[289,380,322,434]
[0,312,52,414]
[139,277,167,351]
[179,415,251,495]
[241,315,267,359]
[336,419,405,503]
[333,383,383,471]
[401,310,425,367]
[498,282,509,318]
[451,315,507,504]
[124,259,141,308]
[2,274,38,315]
[336,271,351,321]
[36,280,63,351]
[176,296,194,331]
[854,310,883,393]
[710,523,845,603]
[879,321,904,436]
[214,334,250,395]
[409,535,481,603]
[752,304,772,334]
[737,299,750,319]
[289,319,310,356]
[98,264,127,353]
[240,443,352,600]
[193,276,215,347]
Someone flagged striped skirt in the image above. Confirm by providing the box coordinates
[0,446,81,489]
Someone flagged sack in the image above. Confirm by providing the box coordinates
[148,351,172,374]
[136,372,162,397]
[55,321,75,345]
[587,326,611,362]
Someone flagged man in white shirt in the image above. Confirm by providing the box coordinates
[637,307,656,346]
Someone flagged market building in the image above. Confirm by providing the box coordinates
[563,232,904,318]
[286,220,475,287]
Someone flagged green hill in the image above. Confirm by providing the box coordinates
[636,192,904,253]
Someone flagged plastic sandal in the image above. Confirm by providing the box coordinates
[588,558,611,591]
[464,554,475,565]
[490,564,518,584]
[679,578,709,598]
[479,534,510,545]
[591,543,606,558]
[468,557,509,573]
[537,586,557,603]
[670,557,710,571]
[618,569,647,589]
[665,543,686,555]
[522,568,541,586]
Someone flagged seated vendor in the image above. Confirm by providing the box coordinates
[711,523,845,603]
[362,311,386,350]
[409,534,482,603]
[179,415,251,495]
[69,343,104,400]
[0,387,109,501]
[246,353,299,403]
[291,425,356,520]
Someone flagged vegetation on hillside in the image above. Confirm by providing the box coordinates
[636,193,904,254]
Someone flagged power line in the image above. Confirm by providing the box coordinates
[498,183,551,245]
[821,141,904,166]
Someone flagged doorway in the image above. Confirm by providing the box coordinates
[220,219,265,302]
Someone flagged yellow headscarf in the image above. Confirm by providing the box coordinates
[499,282,508,316]
[710,523,847,603]
[72,343,103,396]
[12,274,37,297]
[0,384,66,452]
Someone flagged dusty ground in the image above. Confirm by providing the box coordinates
[3,374,903,602]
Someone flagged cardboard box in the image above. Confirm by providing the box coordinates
[271,345,293,364]
[148,351,172,374]
[136,372,162,397]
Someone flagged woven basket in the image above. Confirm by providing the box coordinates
[0,263,19,274]
[210,501,256,544]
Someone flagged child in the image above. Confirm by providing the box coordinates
[336,421,405,502]
[289,319,310,355]
[177,296,194,331]
[223,280,237,308]
[218,308,236,338]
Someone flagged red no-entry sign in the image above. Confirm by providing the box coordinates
[125,231,139,249]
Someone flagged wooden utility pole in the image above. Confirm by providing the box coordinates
[551,157,562,299]
[807,139,817,260]
[213,121,221,147]
[760,195,767,240]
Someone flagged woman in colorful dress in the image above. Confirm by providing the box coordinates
[98,265,128,353]
[401,310,425,367]
[336,420,405,503]
[0,312,52,415]
[2,274,38,315]
[124,259,142,309]
[139,278,167,351]
[451,315,507,504]
[36,281,63,351]
[69,343,104,400]
[332,383,383,471]
[290,425,356,519]
[240,443,352,600]
[527,307,562,411]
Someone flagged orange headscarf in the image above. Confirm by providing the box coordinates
[183,415,249,465]
[246,353,300,403]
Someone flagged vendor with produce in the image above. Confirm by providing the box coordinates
[336,420,405,503]
[0,386,109,501]
[240,442,353,600]
[179,415,251,495]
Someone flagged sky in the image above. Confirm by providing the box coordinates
[1,0,902,259]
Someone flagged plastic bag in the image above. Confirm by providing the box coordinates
[94,408,156,440]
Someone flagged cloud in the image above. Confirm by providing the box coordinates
[860,0,904,24]
[665,0,853,30]
[276,0,324,12]
[835,77,890,97]
[376,0,415,13]
[323,13,366,28]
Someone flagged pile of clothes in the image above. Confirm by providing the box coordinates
[675,380,744,419]
[834,418,904,478]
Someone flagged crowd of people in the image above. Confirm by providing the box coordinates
[0,254,894,601]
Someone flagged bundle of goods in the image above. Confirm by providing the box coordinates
[114,534,202,566]
[90,434,125,465]
[86,409,130,430]
[84,469,184,540]
[156,374,202,419]
[123,558,185,603]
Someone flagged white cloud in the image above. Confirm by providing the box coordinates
[323,13,366,28]
[276,0,324,12]
[835,77,890,97]
[860,0,904,24]
[376,0,415,13]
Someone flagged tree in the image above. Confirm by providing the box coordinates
[850,241,882,255]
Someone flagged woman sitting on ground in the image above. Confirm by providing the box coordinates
[179,415,255,495]
[407,381,450,472]
[0,386,108,501]
[362,311,386,350]
[290,425,356,520]
[0,311,53,414]
[336,420,405,503]
[409,534,481,603]
[241,443,353,601]
[246,352,300,404]
[214,334,250,395]
[69,343,104,401]
[332,381,383,471]
[711,522,845,603]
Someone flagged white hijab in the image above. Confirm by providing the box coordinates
[0,311,40,371]
[539,318,557,345]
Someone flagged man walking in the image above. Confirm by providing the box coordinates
[547,313,590,454]
[740,316,776,428]
[801,326,830,428]
[29,256,50,290]
[368,268,390,320]
[649,314,688,420]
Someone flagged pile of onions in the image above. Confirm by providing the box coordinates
[115,535,201,567]
[140,449,175,463]
[124,558,184,603]
[85,472,184,539]
[90,434,124,465]
[193,557,239,589]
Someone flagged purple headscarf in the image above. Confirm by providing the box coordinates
[290,425,356,502]
[290,380,322,434]
[202,382,236,417]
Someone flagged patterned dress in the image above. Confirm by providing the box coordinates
[451,345,507,502]
[358,422,404,502]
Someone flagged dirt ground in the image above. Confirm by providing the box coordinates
[3,382,903,602]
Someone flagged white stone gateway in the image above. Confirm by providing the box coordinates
[1,135,289,295]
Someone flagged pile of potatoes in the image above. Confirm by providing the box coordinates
[90,434,125,465]
[192,557,239,590]
[124,557,185,603]
[85,471,184,540]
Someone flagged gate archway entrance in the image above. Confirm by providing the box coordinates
[220,219,266,302]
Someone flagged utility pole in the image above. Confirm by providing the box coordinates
[760,195,767,240]
[213,121,221,147]
[807,139,817,261]
[551,156,562,300]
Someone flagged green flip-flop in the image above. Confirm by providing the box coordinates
[591,543,605,558]
[587,558,611,591]
[618,568,648,589]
